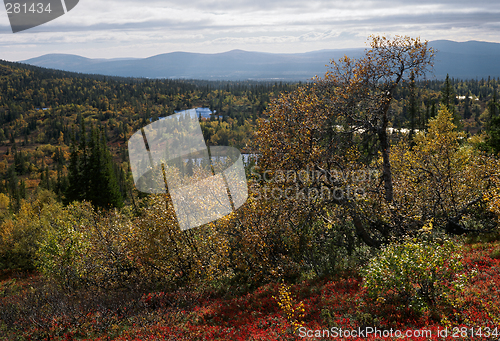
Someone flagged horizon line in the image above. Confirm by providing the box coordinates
[15,39,500,62]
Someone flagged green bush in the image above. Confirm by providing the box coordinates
[35,201,94,289]
[490,248,500,259]
[361,236,471,314]
[0,189,60,271]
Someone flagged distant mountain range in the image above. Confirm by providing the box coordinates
[18,40,500,81]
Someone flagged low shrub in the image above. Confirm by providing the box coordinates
[490,248,500,259]
[0,189,60,271]
[35,194,236,293]
[361,235,473,315]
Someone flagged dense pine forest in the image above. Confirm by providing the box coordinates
[1,36,500,340]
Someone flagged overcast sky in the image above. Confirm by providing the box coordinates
[1,0,500,61]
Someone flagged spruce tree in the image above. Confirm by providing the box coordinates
[488,91,499,122]
[87,126,123,208]
[66,129,82,203]
[408,72,417,142]
[65,124,123,208]
[7,166,20,212]
[483,91,500,154]
[441,74,455,112]
[440,74,461,129]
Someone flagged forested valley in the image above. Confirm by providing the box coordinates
[0,58,499,209]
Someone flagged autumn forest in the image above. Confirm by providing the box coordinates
[1,36,500,340]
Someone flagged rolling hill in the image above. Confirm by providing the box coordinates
[18,40,500,81]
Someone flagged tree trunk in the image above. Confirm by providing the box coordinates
[379,106,394,203]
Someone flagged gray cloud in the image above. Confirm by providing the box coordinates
[0,0,499,60]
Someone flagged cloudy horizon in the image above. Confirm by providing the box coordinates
[1,0,500,61]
